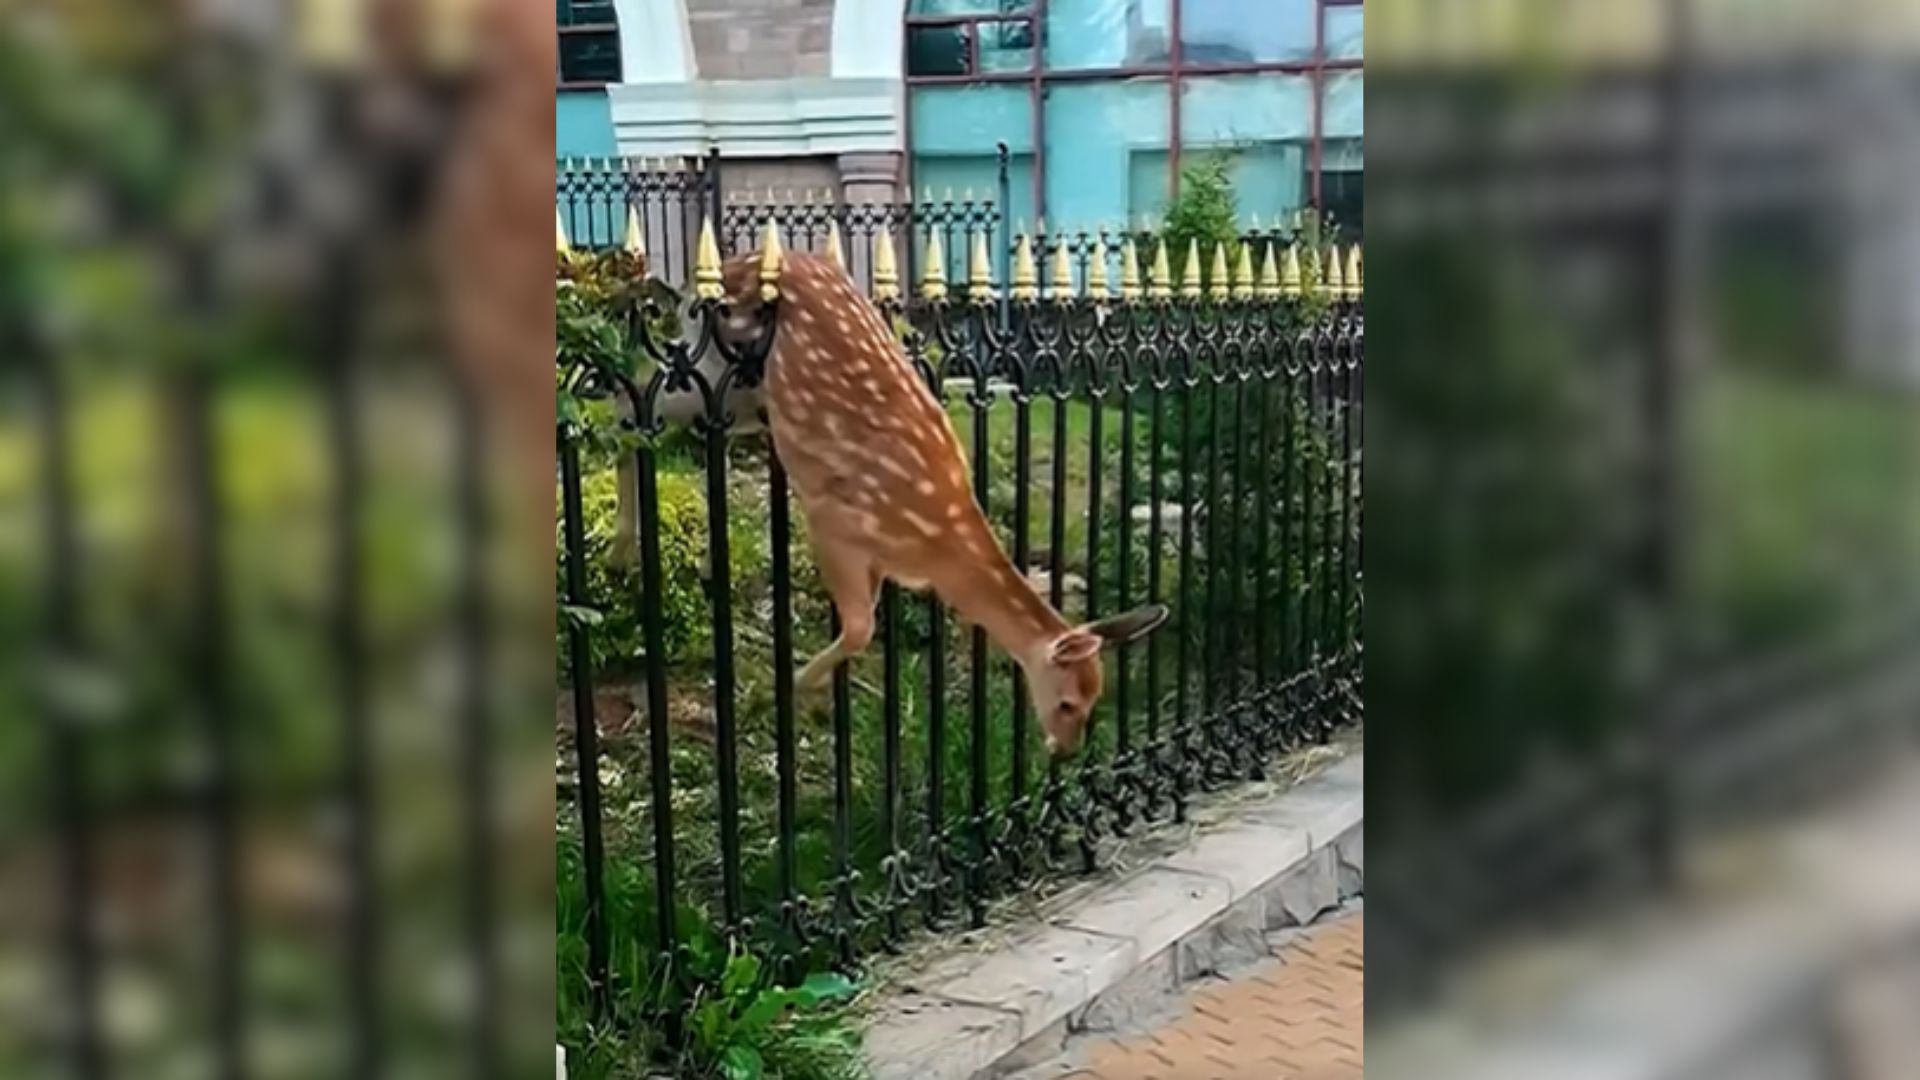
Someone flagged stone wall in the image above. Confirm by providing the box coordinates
[685,0,837,79]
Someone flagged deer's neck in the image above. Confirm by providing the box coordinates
[936,520,1072,667]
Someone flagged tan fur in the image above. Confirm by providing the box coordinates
[721,252,1166,758]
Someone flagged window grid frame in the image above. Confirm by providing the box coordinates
[905,0,1363,224]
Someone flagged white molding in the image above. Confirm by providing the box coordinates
[614,0,697,83]
[608,78,904,158]
[831,0,906,80]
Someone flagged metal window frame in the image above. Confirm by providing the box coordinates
[904,0,1364,224]
[557,4,622,91]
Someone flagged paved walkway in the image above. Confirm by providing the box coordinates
[1043,913,1364,1080]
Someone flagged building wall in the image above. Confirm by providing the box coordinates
[557,91,619,159]
[685,0,836,80]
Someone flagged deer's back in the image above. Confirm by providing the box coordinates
[733,253,990,572]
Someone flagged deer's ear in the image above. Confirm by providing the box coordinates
[1048,630,1104,666]
[1083,604,1171,649]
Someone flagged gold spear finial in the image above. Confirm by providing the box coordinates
[556,208,572,256]
[1258,240,1282,300]
[968,229,996,303]
[1180,239,1203,300]
[758,222,784,302]
[1208,242,1231,302]
[825,220,846,272]
[1323,244,1344,299]
[1280,243,1303,299]
[921,230,949,302]
[1148,238,1173,301]
[1345,245,1363,300]
[1089,233,1111,299]
[694,215,724,300]
[1120,238,1143,303]
[1011,233,1039,302]
[1050,238,1075,299]
[873,228,900,302]
[622,205,644,256]
[1233,241,1256,302]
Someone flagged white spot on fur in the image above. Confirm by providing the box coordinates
[901,509,942,537]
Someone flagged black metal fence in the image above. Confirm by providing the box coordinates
[557,152,1352,299]
[555,187,1365,1027]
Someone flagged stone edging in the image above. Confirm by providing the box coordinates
[863,752,1364,1080]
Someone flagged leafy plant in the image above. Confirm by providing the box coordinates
[687,953,861,1080]
[1160,153,1240,282]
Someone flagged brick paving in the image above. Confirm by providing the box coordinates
[1064,914,1363,1080]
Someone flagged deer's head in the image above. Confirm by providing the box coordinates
[1028,604,1170,759]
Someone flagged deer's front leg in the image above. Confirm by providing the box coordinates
[797,541,880,693]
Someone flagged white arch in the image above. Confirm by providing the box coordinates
[830,0,906,80]
[615,0,697,83]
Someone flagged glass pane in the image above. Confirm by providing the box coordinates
[558,0,617,27]
[909,86,1038,225]
[908,0,1034,13]
[908,25,970,75]
[978,20,1036,72]
[559,31,622,83]
[1179,75,1315,219]
[1326,4,1364,60]
[1323,71,1362,140]
[1179,0,1315,64]
[1046,0,1173,70]
[1044,80,1171,229]
[1129,150,1171,222]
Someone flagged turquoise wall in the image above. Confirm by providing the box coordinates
[557,90,617,160]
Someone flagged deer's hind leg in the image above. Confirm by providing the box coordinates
[797,542,881,693]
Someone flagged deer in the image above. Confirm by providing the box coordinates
[716,247,1168,759]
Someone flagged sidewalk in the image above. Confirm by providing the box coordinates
[1028,912,1364,1080]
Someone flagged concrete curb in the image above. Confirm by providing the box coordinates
[863,752,1364,1080]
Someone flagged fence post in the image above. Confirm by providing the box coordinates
[559,432,611,1020]
[996,141,1012,333]
[707,145,725,239]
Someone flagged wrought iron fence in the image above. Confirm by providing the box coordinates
[555,202,1365,1026]
[556,151,1345,300]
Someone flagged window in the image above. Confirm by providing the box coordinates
[558,0,621,86]
[907,0,1037,77]
[1179,0,1316,65]
[907,1,1363,226]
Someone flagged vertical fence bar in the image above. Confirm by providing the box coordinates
[1115,328,1137,778]
[769,455,800,955]
[704,413,744,929]
[1046,323,1072,837]
[881,580,903,942]
[634,444,678,976]
[1201,338,1223,737]
[1227,341,1248,710]
[1319,331,1339,667]
[1010,331,1034,827]
[1298,346,1320,674]
[831,606,855,961]
[1174,333,1198,817]
[1146,325,1166,767]
[1253,334,1274,700]
[560,435,610,1019]
[924,589,947,926]
[967,310,993,927]
[37,360,105,1080]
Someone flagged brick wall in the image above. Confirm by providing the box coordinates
[686,0,837,80]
